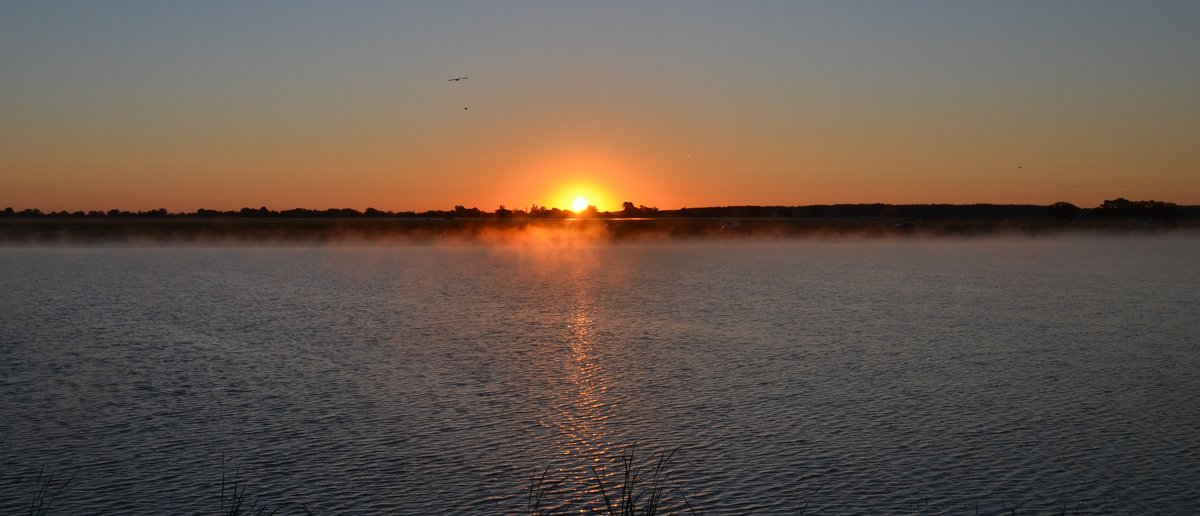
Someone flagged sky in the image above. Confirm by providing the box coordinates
[2,1,1198,212]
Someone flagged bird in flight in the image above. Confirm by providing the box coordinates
[448,76,468,81]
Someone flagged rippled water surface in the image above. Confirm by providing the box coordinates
[2,236,1199,514]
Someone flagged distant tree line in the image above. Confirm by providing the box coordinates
[2,198,1196,220]
[665,199,1195,220]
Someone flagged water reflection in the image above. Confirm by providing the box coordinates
[542,259,622,510]
[559,284,610,462]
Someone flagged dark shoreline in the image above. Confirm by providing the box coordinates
[2,217,1197,243]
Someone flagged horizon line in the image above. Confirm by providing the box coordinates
[2,198,1192,218]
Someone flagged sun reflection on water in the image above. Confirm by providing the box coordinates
[545,267,624,509]
[560,288,610,462]
[513,245,636,510]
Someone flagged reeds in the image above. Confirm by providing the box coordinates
[527,445,698,516]
[219,455,313,516]
[526,465,567,516]
[28,466,72,516]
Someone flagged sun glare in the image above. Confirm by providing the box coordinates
[543,177,615,212]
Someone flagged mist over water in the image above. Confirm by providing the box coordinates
[5,217,1197,246]
[2,235,1199,514]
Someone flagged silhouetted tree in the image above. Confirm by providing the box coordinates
[449,205,483,219]
[1049,201,1079,219]
[1095,198,1178,218]
[619,202,660,217]
[323,208,361,217]
[529,205,564,219]
[1098,198,1135,215]
[239,206,273,217]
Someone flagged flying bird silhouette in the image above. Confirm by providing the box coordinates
[448,77,468,81]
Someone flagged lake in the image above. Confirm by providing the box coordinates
[2,234,1198,514]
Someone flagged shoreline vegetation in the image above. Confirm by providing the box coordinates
[24,448,697,516]
[3,199,1198,242]
[23,446,1139,515]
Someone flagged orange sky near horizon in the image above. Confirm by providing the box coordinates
[2,2,1198,213]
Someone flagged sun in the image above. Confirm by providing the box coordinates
[544,180,614,212]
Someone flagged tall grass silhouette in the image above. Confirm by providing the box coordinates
[27,466,72,516]
[528,445,697,515]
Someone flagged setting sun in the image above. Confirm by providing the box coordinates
[571,196,589,212]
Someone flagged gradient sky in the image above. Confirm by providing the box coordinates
[2,1,1198,212]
